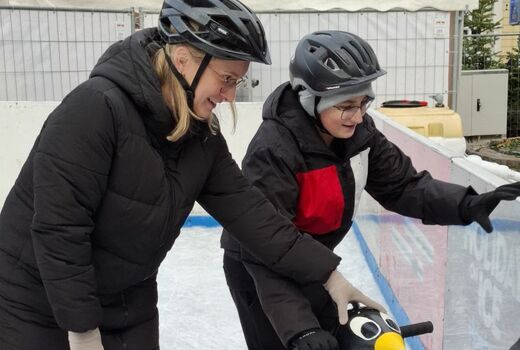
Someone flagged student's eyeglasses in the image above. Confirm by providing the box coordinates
[333,96,374,120]
[206,65,248,90]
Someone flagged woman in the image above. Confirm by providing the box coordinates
[221,30,520,350]
[0,3,358,350]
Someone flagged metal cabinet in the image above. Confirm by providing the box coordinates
[457,69,509,137]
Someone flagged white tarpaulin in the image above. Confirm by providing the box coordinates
[0,0,478,11]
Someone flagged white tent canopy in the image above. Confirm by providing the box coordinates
[0,0,478,12]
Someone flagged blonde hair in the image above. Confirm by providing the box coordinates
[152,43,238,142]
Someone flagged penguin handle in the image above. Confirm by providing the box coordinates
[400,321,434,338]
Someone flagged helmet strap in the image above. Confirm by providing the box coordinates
[162,48,212,109]
[190,53,212,98]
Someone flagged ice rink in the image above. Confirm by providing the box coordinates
[157,226,387,349]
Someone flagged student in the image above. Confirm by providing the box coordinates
[0,3,357,350]
[222,30,520,350]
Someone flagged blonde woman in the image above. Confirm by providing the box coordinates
[0,1,361,350]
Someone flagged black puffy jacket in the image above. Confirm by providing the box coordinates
[0,30,340,348]
[221,82,472,345]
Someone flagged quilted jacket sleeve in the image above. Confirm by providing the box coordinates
[198,131,341,285]
[32,87,115,332]
[365,125,472,225]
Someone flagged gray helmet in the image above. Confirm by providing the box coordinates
[290,30,386,96]
[158,0,271,64]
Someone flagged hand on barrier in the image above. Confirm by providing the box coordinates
[323,270,387,325]
[460,182,520,233]
[68,328,104,350]
[290,328,339,350]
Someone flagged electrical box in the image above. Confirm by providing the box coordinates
[457,69,509,137]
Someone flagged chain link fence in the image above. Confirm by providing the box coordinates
[1,6,465,116]
[0,6,134,101]
[141,9,458,109]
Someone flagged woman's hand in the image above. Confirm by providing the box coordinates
[68,328,104,350]
[323,270,386,325]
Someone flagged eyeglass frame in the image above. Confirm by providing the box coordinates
[205,64,248,90]
[332,96,374,120]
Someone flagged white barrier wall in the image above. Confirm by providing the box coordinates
[355,111,456,349]
[366,110,520,350]
[0,101,264,208]
[0,101,56,205]
[444,159,520,349]
[1,101,519,349]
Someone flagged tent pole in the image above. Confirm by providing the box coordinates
[449,9,465,112]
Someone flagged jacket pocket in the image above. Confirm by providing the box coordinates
[293,165,344,234]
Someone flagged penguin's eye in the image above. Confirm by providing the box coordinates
[350,316,382,340]
[380,312,400,333]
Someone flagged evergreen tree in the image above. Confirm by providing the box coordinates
[504,37,520,136]
[463,0,502,69]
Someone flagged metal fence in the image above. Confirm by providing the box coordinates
[0,7,134,101]
[1,7,463,112]
[141,10,460,109]
[463,32,520,137]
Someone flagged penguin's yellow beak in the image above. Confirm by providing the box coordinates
[374,332,405,350]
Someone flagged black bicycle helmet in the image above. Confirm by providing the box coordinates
[158,0,271,64]
[290,31,386,96]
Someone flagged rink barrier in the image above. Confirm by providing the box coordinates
[367,110,520,350]
[352,220,423,350]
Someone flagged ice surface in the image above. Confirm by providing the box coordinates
[157,226,388,349]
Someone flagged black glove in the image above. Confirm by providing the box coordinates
[459,182,520,233]
[290,328,339,350]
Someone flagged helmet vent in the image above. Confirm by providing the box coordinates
[188,0,215,8]
[221,0,242,10]
[188,0,214,8]
[309,45,318,53]
[324,57,340,71]
[243,19,265,52]
[256,20,267,52]
[185,17,201,31]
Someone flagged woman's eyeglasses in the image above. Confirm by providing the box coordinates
[206,65,248,89]
[333,97,374,119]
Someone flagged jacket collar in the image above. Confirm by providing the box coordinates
[89,28,209,146]
[263,82,377,159]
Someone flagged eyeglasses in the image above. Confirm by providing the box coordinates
[206,64,248,90]
[333,97,374,119]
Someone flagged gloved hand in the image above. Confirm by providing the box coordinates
[290,328,339,350]
[460,182,520,233]
[68,328,104,350]
[323,270,386,325]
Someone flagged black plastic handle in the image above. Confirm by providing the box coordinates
[400,321,434,338]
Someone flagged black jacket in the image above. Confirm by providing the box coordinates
[221,82,471,345]
[0,30,340,345]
